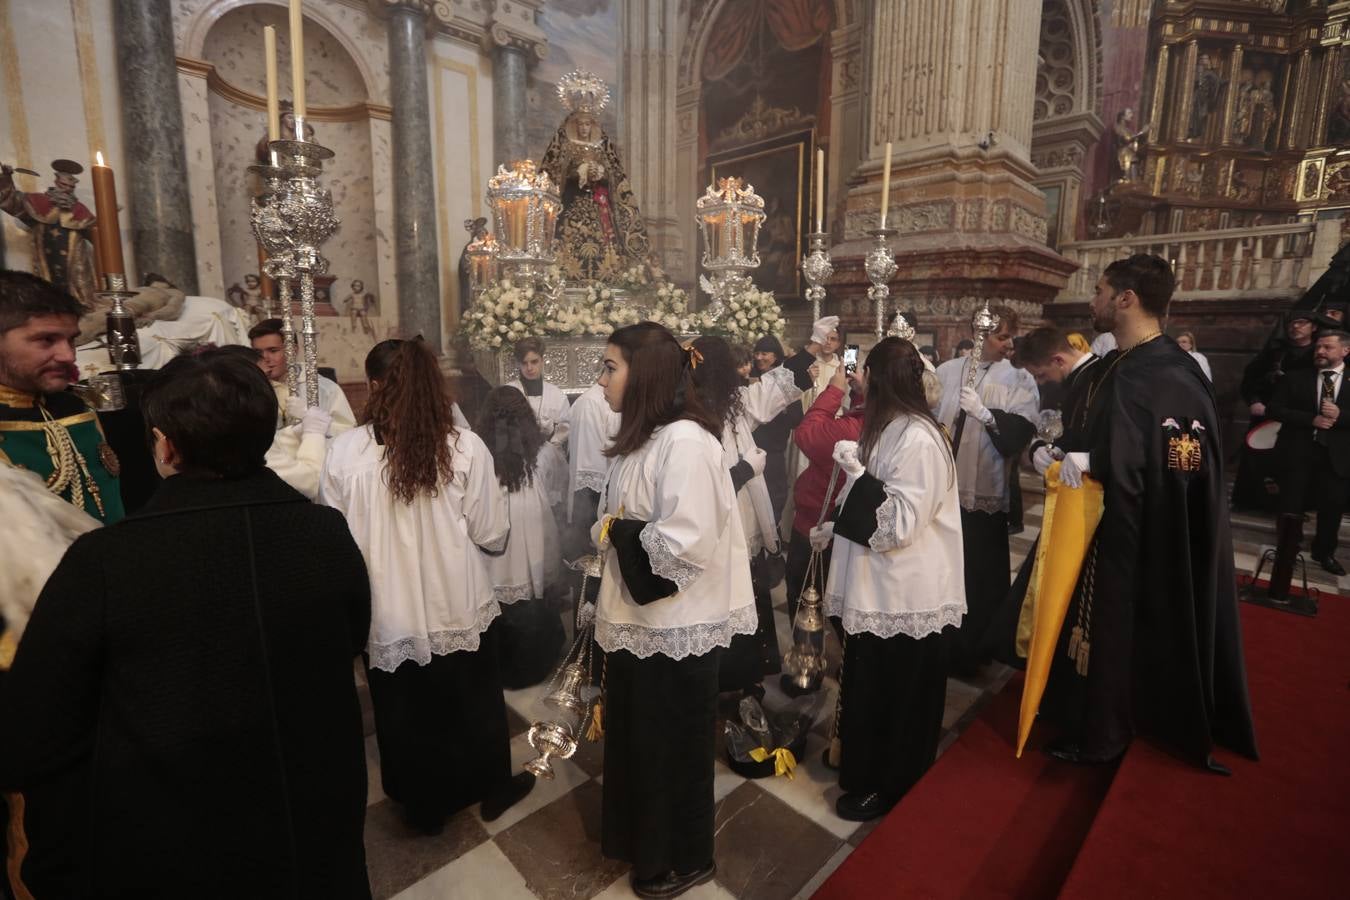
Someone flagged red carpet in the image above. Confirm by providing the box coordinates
[817,599,1350,898]
[1058,599,1350,899]
[815,674,1116,900]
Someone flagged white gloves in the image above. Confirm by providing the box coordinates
[743,447,767,477]
[809,522,835,551]
[285,395,308,423]
[959,387,993,425]
[301,406,332,437]
[832,440,865,480]
[811,315,840,346]
[1060,451,1090,488]
[1032,444,1058,475]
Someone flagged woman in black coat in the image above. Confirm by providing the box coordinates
[0,350,373,899]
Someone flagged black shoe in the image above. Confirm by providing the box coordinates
[1315,555,1346,576]
[835,791,893,822]
[481,772,535,822]
[632,862,717,899]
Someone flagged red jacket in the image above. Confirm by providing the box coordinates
[791,385,865,537]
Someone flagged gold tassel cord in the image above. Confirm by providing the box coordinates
[1068,543,1097,677]
[585,653,607,743]
[39,404,103,518]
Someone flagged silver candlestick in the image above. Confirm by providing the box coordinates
[250,160,301,405]
[100,273,141,371]
[268,134,339,410]
[864,228,898,339]
[801,231,833,321]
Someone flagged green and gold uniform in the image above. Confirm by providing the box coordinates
[0,384,124,524]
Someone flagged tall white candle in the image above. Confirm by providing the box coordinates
[815,147,825,233]
[289,0,306,123]
[879,142,892,230]
[264,26,280,141]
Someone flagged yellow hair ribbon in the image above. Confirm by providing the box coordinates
[748,746,798,779]
[682,341,703,369]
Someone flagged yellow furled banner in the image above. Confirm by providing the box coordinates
[1016,462,1105,758]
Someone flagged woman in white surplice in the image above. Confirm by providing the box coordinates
[320,338,533,834]
[506,336,571,449]
[689,335,816,696]
[475,385,567,689]
[590,322,751,898]
[814,337,966,823]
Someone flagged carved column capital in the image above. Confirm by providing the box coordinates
[486,0,549,63]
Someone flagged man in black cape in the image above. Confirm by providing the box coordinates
[1041,254,1258,771]
[984,326,1102,665]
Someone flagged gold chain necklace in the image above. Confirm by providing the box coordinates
[1085,331,1162,413]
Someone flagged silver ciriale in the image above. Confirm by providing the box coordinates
[801,231,833,322]
[864,228,898,339]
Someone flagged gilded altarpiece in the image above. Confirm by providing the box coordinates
[1105,0,1349,250]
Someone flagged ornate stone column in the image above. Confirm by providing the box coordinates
[620,0,683,267]
[487,3,548,167]
[112,0,199,291]
[376,0,442,348]
[831,0,1075,341]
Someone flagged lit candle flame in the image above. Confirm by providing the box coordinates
[96,150,105,166]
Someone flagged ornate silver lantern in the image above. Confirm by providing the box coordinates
[464,230,501,302]
[487,159,562,293]
[696,176,766,317]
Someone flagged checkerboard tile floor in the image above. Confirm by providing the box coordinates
[360,485,1342,899]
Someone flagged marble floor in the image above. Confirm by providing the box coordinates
[356,480,1347,900]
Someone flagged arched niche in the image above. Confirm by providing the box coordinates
[195,3,389,381]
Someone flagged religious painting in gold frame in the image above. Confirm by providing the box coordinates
[708,130,811,300]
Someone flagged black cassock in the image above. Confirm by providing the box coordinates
[986,354,1102,665]
[1041,337,1258,767]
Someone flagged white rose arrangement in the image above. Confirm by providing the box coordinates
[702,286,785,343]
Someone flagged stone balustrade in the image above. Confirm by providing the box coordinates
[1056,219,1343,303]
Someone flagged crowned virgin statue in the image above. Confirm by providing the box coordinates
[539,71,652,284]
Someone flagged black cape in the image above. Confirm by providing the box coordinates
[1043,337,1258,766]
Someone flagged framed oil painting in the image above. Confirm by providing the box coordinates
[708,130,812,300]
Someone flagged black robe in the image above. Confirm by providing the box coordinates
[1042,337,1258,766]
[1233,340,1315,512]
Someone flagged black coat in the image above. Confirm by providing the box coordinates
[0,469,373,899]
[1267,366,1350,477]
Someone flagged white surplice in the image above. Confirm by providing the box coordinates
[567,382,619,520]
[721,365,802,556]
[934,357,1039,513]
[320,425,509,672]
[825,415,966,638]
[592,419,755,660]
[265,423,327,500]
[506,379,572,448]
[489,442,566,604]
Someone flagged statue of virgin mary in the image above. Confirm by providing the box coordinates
[539,71,652,284]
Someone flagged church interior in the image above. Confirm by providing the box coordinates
[1,0,1348,898]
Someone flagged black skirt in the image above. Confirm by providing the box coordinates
[839,629,949,802]
[496,598,566,690]
[602,648,720,880]
[950,508,1010,674]
[718,555,780,692]
[365,624,512,821]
